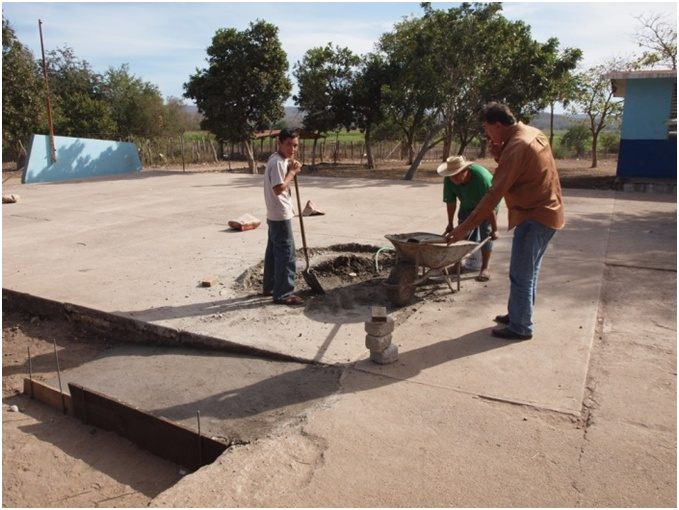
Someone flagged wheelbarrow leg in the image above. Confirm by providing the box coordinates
[441,265,461,294]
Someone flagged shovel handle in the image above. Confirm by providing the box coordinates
[293,175,311,268]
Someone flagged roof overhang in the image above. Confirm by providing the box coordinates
[604,70,677,98]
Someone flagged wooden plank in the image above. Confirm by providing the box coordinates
[23,379,72,414]
[69,383,227,471]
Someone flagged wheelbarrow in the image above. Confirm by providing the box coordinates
[383,232,489,306]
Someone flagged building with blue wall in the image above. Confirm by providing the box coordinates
[605,70,676,183]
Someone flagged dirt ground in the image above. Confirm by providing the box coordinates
[141,155,619,190]
[1,156,617,507]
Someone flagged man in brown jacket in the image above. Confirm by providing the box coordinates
[446,102,565,340]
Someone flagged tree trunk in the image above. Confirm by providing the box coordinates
[590,132,599,168]
[365,124,376,169]
[404,124,445,180]
[244,140,257,174]
[312,138,318,169]
[549,103,555,147]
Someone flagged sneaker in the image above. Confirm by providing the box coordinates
[491,327,532,341]
[494,314,510,325]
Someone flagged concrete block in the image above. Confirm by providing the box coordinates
[364,316,394,336]
[365,333,392,352]
[201,277,218,287]
[370,343,399,364]
[371,306,388,322]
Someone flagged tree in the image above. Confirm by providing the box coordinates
[378,14,441,172]
[570,59,627,168]
[105,64,165,139]
[560,123,590,157]
[184,20,291,173]
[293,43,359,167]
[2,16,44,167]
[537,44,583,146]
[163,96,201,134]
[352,53,392,169]
[378,3,583,179]
[43,46,117,139]
[632,12,677,69]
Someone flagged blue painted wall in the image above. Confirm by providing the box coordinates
[620,78,675,140]
[617,140,676,179]
[617,77,676,180]
[23,135,142,184]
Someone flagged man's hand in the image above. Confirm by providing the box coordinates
[288,159,302,175]
[490,230,499,241]
[445,225,468,245]
[487,136,503,161]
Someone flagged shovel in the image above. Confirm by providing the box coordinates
[293,175,325,294]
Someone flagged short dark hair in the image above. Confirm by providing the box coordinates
[478,102,516,126]
[278,128,300,142]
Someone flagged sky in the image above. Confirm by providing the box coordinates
[3,1,677,107]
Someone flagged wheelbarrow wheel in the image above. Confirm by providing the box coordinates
[386,262,417,307]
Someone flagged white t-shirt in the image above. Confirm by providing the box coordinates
[263,152,295,221]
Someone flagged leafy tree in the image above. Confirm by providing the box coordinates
[560,123,590,157]
[43,46,117,138]
[599,131,620,155]
[420,2,512,161]
[184,20,292,173]
[104,64,164,139]
[350,53,391,169]
[538,44,583,146]
[2,16,44,167]
[379,3,583,179]
[378,14,441,171]
[293,43,359,167]
[632,12,677,69]
[163,96,201,133]
[570,59,627,167]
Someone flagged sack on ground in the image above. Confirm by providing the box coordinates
[228,213,261,231]
[302,200,325,216]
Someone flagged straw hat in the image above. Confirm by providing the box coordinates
[436,156,473,177]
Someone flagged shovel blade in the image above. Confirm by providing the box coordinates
[303,269,325,294]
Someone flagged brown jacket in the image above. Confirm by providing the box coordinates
[467,122,565,231]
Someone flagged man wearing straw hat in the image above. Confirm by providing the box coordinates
[437,156,499,282]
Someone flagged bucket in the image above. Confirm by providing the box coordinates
[464,250,483,271]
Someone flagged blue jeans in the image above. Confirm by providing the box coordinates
[507,220,557,336]
[263,219,296,301]
[458,210,493,252]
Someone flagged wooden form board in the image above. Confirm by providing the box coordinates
[23,378,228,471]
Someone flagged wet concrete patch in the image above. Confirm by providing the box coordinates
[47,344,343,446]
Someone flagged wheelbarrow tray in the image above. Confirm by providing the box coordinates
[383,232,487,306]
[384,232,478,270]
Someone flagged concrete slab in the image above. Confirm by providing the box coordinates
[3,169,676,506]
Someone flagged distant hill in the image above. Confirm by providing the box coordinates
[283,107,304,127]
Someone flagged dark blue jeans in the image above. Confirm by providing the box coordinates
[263,219,296,301]
[458,210,493,252]
[507,220,557,336]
